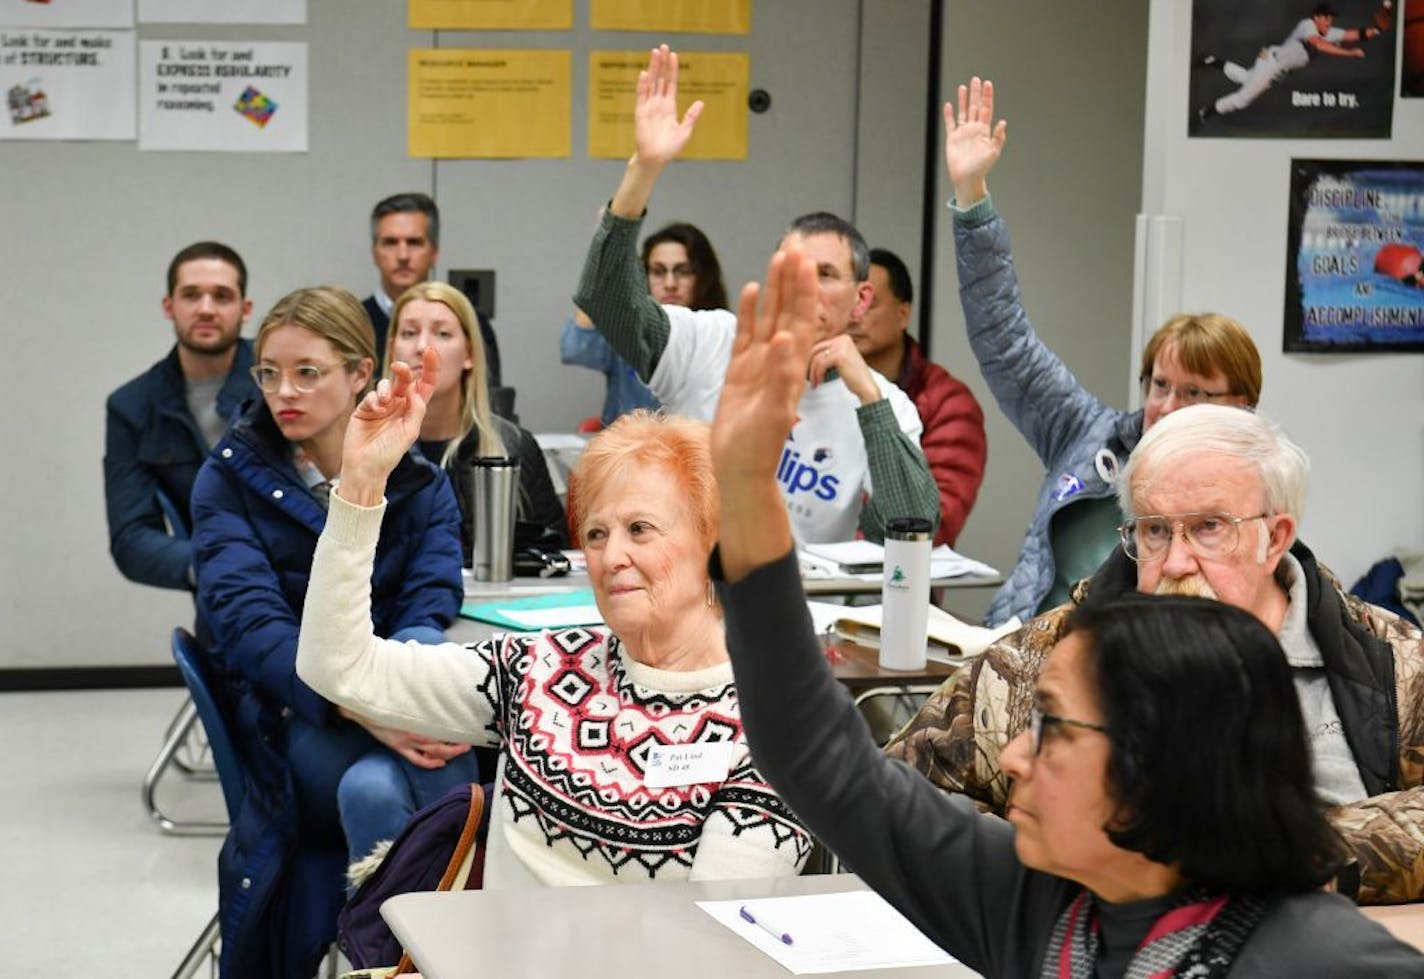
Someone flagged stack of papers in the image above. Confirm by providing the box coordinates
[799,541,999,581]
[807,600,1020,661]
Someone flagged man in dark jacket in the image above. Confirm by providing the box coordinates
[887,404,1424,905]
[104,241,255,592]
[364,191,500,385]
[851,248,986,546]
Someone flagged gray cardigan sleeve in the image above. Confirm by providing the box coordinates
[573,209,670,380]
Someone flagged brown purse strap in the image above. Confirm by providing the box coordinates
[437,782,485,891]
[393,781,485,976]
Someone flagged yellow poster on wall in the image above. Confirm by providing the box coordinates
[588,50,746,160]
[408,49,571,158]
[408,0,572,30]
[589,0,749,34]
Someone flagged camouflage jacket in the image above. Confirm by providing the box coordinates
[886,541,1424,905]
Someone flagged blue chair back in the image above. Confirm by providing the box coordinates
[171,628,244,821]
[156,486,192,540]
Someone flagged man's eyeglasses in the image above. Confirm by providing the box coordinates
[250,362,343,394]
[1119,511,1269,563]
[1140,375,1235,406]
[647,263,694,281]
[1029,704,1109,756]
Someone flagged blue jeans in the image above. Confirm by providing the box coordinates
[286,626,480,867]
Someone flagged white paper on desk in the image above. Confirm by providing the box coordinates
[824,603,1020,659]
[800,542,999,580]
[929,545,999,579]
[801,540,885,571]
[495,605,604,629]
[534,433,589,451]
[697,891,955,974]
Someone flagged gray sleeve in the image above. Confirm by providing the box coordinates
[716,548,1062,978]
[573,209,670,380]
[953,198,1116,468]
[855,398,941,543]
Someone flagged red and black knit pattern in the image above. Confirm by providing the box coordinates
[472,627,810,881]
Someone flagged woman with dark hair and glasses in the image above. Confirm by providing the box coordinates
[707,249,1423,977]
[561,221,728,427]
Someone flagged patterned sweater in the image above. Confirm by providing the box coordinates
[296,492,811,888]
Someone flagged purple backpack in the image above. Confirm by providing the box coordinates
[337,781,489,971]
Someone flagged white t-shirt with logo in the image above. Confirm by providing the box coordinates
[651,305,924,542]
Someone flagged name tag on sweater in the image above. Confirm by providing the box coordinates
[644,740,736,788]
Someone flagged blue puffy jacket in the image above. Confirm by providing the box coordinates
[191,396,463,977]
[954,198,1143,627]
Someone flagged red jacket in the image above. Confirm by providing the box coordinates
[898,337,987,546]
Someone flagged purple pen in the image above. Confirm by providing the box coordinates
[739,904,794,945]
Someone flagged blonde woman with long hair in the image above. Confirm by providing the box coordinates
[388,281,566,558]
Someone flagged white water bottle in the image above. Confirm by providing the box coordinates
[879,518,933,671]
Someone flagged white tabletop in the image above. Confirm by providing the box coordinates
[383,874,983,978]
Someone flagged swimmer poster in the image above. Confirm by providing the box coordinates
[588,50,747,159]
[1188,0,1396,138]
[138,40,307,151]
[1284,159,1424,351]
[0,29,134,140]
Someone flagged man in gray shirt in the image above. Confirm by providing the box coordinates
[104,241,255,592]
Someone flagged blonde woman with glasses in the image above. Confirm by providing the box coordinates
[190,286,474,977]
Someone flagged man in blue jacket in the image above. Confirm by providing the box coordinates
[103,241,255,592]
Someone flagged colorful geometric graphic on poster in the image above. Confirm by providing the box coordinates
[1188,0,1396,138]
[408,0,570,30]
[1284,159,1424,351]
[408,48,569,158]
[590,0,749,34]
[0,0,132,28]
[137,0,307,25]
[138,40,307,151]
[588,50,747,159]
[1,29,133,140]
[1402,0,1424,95]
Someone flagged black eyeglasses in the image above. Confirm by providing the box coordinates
[1029,704,1109,756]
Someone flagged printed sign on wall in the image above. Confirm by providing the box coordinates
[1284,159,1424,351]
[1,29,134,140]
[139,40,307,151]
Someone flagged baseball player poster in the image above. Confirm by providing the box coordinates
[1189,0,1398,138]
[1284,159,1424,352]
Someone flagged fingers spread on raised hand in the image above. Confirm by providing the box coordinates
[789,253,818,354]
[682,99,705,132]
[955,84,968,125]
[415,346,439,402]
[994,118,1008,148]
[756,250,788,343]
[981,78,994,122]
[734,281,760,353]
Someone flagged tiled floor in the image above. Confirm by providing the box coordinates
[0,688,223,976]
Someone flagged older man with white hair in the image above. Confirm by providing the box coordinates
[887,404,1424,904]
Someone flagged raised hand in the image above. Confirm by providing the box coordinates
[339,347,439,505]
[633,44,704,168]
[712,249,818,580]
[944,76,1007,206]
